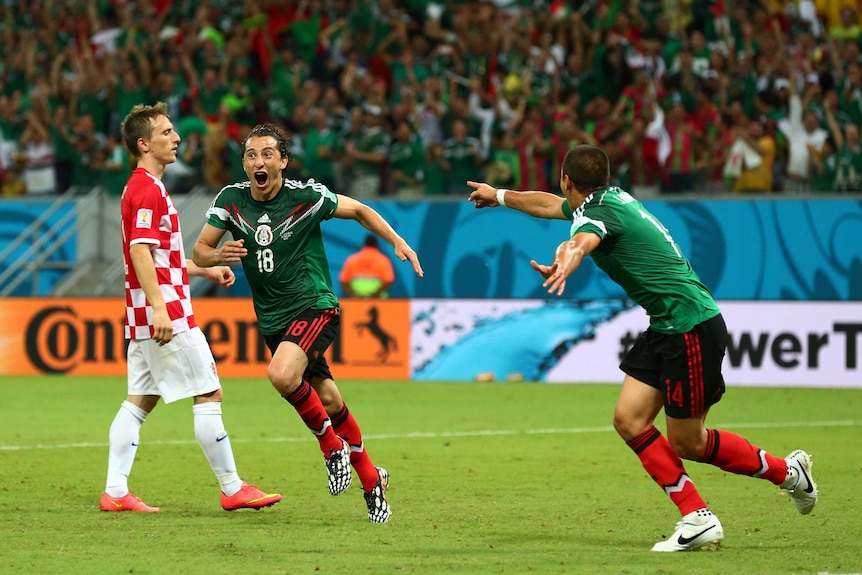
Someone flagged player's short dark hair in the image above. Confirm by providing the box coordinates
[121,102,169,158]
[562,145,610,195]
[364,234,379,248]
[242,123,291,159]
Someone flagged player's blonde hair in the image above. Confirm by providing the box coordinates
[121,102,170,158]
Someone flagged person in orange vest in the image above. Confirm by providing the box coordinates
[339,234,396,299]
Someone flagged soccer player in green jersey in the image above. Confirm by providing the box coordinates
[468,145,818,551]
[193,123,424,523]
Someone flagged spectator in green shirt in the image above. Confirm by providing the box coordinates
[290,2,325,65]
[344,105,389,199]
[265,44,304,122]
[111,60,152,135]
[302,107,339,191]
[442,118,482,195]
[97,133,132,196]
[322,86,351,136]
[50,103,76,194]
[484,129,519,190]
[387,120,425,198]
[809,136,837,192]
[423,142,449,196]
[834,124,862,192]
[191,68,228,122]
[70,115,102,188]
[390,46,430,107]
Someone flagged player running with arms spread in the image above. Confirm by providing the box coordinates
[468,144,818,552]
[194,123,423,523]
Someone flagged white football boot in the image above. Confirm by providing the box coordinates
[651,508,724,552]
[783,450,818,515]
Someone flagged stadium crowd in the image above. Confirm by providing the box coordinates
[1,0,862,199]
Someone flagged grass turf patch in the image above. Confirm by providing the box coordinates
[0,377,860,575]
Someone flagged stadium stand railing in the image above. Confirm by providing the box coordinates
[0,187,99,297]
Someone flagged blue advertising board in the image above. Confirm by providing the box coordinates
[321,198,862,301]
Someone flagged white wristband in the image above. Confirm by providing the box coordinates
[496,188,508,207]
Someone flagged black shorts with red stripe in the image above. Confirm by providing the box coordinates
[620,313,728,419]
[264,307,339,381]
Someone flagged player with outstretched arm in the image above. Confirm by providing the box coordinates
[468,144,818,551]
[193,123,423,523]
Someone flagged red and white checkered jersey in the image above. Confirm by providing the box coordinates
[121,168,196,340]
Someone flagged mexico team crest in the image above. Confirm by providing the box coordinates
[255,224,273,246]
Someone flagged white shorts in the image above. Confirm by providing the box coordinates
[127,327,221,403]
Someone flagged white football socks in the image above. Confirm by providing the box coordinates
[105,400,148,498]
[193,402,242,497]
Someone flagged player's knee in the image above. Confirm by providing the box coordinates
[612,411,642,440]
[612,399,651,438]
[267,364,302,395]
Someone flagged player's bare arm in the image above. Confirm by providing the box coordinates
[129,243,173,345]
[531,231,601,296]
[193,224,247,266]
[335,194,425,277]
[467,181,569,220]
[186,259,236,288]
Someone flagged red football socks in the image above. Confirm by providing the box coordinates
[701,429,788,485]
[627,425,708,516]
[283,380,343,455]
[331,403,379,492]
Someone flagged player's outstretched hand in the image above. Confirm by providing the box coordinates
[467,181,500,208]
[530,259,553,279]
[395,241,425,277]
[530,260,567,296]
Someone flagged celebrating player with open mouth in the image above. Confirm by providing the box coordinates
[194,123,423,523]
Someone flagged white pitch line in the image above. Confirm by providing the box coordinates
[0,420,862,451]
[1,419,860,452]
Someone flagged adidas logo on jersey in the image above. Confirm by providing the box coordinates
[257,214,271,224]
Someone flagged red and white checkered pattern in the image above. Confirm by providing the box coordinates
[121,168,196,340]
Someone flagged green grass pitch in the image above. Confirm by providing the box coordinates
[1,376,860,575]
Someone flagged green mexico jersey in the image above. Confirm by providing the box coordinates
[442,137,481,193]
[389,136,425,187]
[562,187,719,334]
[355,128,389,175]
[206,178,340,335]
[303,127,338,181]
